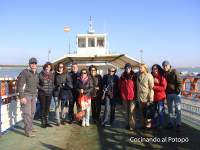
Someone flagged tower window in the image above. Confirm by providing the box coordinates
[78,38,86,48]
[88,38,95,47]
[97,38,104,47]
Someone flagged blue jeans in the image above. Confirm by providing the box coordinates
[102,96,116,125]
[54,96,68,123]
[167,94,181,126]
[153,101,164,127]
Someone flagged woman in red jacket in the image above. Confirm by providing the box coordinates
[119,63,137,130]
[151,64,167,129]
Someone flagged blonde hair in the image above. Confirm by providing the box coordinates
[140,63,148,74]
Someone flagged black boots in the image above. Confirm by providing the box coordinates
[41,118,46,128]
[45,117,53,127]
[41,116,52,128]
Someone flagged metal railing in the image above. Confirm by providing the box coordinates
[0,76,200,134]
[0,78,22,134]
[181,76,200,99]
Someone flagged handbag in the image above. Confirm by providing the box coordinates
[75,110,85,121]
[75,94,91,121]
[77,94,91,110]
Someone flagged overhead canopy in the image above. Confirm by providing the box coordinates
[52,54,140,69]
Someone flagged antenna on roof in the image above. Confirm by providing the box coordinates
[88,16,95,34]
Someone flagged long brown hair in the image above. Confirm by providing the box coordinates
[55,62,67,73]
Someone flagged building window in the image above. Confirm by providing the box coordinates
[97,38,104,47]
[78,38,86,48]
[88,38,95,47]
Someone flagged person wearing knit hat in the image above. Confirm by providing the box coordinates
[124,63,132,69]
[162,60,170,67]
[119,63,137,130]
[162,60,182,131]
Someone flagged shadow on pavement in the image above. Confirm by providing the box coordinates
[40,142,65,150]
[97,106,200,150]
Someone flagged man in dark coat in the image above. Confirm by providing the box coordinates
[17,57,39,137]
[68,62,80,123]
[101,67,119,126]
[162,60,182,131]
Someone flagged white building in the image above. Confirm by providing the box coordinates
[53,17,140,74]
[77,33,108,55]
[76,17,108,55]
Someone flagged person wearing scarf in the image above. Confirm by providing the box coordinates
[38,62,54,128]
[76,69,93,127]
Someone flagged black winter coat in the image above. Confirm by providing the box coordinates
[38,70,54,96]
[53,71,67,98]
[102,74,119,98]
[63,72,73,90]
[68,71,80,90]
[164,69,182,94]
[76,77,93,97]
[90,74,103,98]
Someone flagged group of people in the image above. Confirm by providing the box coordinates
[17,57,182,137]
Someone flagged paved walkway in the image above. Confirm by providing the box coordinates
[0,105,200,150]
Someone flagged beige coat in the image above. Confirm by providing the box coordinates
[137,73,154,102]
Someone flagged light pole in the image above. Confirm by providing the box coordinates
[48,48,51,61]
[140,49,143,63]
[64,26,71,54]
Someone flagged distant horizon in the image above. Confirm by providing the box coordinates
[0,0,199,67]
[0,63,200,69]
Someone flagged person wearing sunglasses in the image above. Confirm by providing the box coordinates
[17,57,39,137]
[101,67,119,127]
[53,62,71,126]
[76,69,93,127]
[89,65,103,124]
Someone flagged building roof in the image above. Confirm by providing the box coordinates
[52,53,140,69]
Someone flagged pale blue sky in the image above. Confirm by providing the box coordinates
[0,0,199,67]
